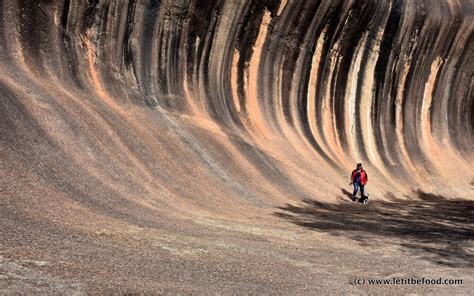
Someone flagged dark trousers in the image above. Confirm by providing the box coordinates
[352,183,365,197]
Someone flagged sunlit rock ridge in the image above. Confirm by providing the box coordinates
[1,0,473,219]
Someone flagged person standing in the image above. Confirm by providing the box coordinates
[350,163,368,201]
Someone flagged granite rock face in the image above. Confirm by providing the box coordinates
[1,0,473,293]
[1,0,472,200]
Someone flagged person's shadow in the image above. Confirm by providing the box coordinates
[342,188,368,203]
[341,188,353,201]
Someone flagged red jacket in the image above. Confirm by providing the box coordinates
[351,169,368,185]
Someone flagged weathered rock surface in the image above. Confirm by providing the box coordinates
[1,0,473,293]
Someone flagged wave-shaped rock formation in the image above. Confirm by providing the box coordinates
[1,0,473,293]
